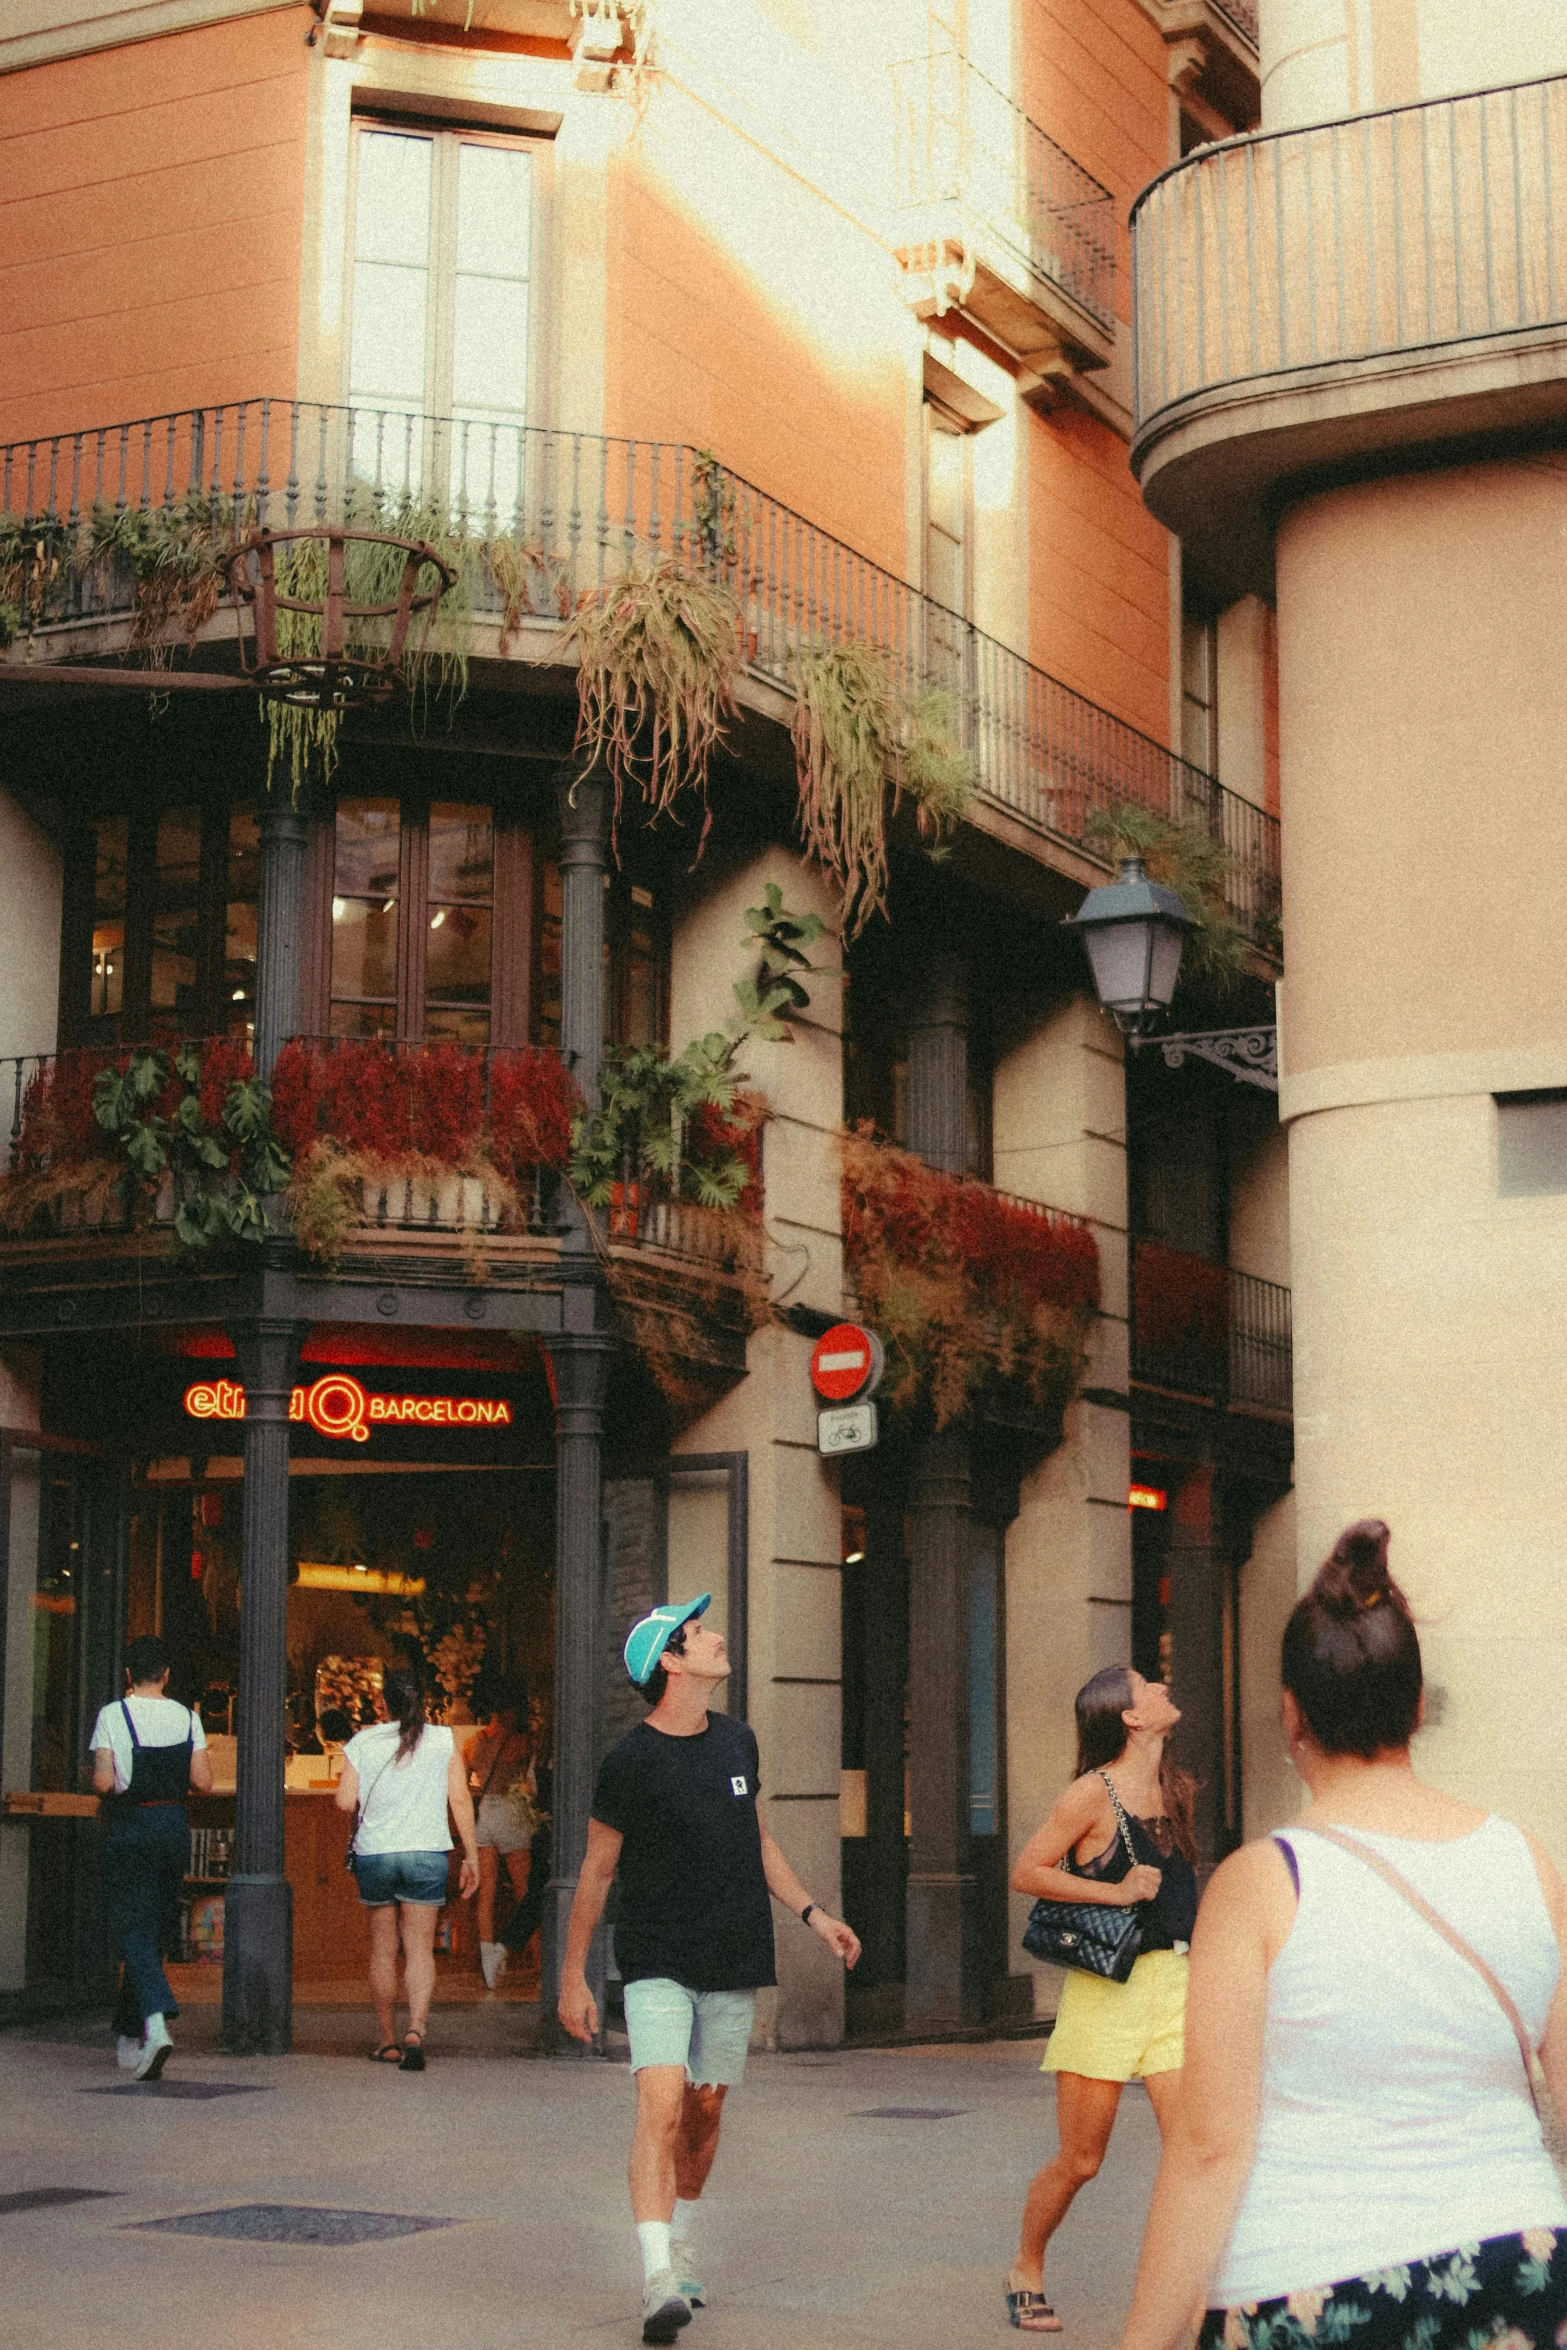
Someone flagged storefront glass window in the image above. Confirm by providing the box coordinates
[331,798,401,1037]
[425,802,493,1043]
[149,806,203,1028]
[226,805,260,1038]
[88,816,128,1033]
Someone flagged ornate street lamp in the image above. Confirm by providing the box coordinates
[1066,855,1279,1092]
[1064,856,1193,1035]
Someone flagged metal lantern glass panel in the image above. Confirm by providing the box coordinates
[227,527,455,711]
[1066,856,1194,1035]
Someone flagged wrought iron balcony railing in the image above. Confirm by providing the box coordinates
[1132,70,1567,433]
[890,49,1117,332]
[1131,1237,1292,1411]
[0,399,1279,943]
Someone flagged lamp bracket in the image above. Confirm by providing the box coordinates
[1136,1024,1278,1092]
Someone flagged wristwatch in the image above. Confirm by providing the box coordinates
[800,1902,817,1927]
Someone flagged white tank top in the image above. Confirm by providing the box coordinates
[1210,1817,1567,2305]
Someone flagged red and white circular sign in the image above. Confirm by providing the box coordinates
[810,1322,881,1403]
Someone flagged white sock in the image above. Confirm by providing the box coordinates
[145,2013,172,2045]
[671,2197,700,2245]
[637,2220,673,2283]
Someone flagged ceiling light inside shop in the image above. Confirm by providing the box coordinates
[430,909,446,928]
[295,1563,426,1596]
[844,1550,864,1564]
[332,897,346,919]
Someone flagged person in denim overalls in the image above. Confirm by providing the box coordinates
[90,1634,213,2080]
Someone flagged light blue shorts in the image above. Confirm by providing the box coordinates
[622,1978,757,2086]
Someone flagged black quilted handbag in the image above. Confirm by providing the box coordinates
[1021,1770,1145,1982]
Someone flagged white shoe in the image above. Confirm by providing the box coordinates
[641,2272,691,2345]
[133,2015,173,2082]
[480,1940,507,1990]
[116,2036,141,2071]
[674,2269,706,2310]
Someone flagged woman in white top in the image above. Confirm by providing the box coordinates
[337,1666,479,2070]
[1120,1520,1567,2350]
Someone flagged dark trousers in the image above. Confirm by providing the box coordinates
[104,1806,187,2035]
[501,1823,551,1955]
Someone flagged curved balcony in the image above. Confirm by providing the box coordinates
[0,398,1279,952]
[1130,71,1567,597]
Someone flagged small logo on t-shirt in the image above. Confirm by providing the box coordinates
[730,1775,749,1796]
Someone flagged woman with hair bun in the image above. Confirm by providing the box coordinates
[336,1666,480,2069]
[1120,1519,1567,2350]
[1005,1665,1197,2331]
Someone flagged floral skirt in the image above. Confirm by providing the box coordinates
[1200,2230,1567,2350]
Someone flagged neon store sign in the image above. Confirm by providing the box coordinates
[183,1372,513,1446]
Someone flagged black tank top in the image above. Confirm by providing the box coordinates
[116,1700,194,1807]
[1069,1811,1198,1948]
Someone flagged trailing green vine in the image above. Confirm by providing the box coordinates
[791,643,973,936]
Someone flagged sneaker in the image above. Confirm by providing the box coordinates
[640,2270,691,2345]
[480,1940,507,1990]
[133,2016,173,2082]
[116,2037,141,2071]
[674,2271,706,2310]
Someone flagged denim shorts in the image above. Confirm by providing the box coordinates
[622,1978,757,2086]
[352,1849,450,1908]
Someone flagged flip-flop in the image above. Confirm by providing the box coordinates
[399,2032,426,2072]
[1005,2286,1062,2332]
[368,2043,402,2064]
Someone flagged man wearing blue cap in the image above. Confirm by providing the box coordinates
[559,1591,860,2344]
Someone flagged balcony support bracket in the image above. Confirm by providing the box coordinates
[1138,1025,1278,1091]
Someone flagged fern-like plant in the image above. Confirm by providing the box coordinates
[1084,801,1250,990]
[790,644,974,936]
[563,554,742,848]
[89,495,238,662]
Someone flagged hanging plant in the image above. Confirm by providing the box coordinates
[0,514,73,648]
[1083,801,1250,988]
[262,497,475,797]
[841,1127,1099,1430]
[563,553,741,851]
[89,494,238,663]
[570,0,656,112]
[791,643,974,937]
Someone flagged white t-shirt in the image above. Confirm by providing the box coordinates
[342,1722,454,1855]
[89,1696,208,1795]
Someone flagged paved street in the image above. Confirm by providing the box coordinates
[0,2009,1160,2350]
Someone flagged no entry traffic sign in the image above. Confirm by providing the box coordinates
[809,1322,884,1403]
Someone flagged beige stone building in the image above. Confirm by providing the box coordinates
[0,0,1291,2048]
[1132,0,1567,1861]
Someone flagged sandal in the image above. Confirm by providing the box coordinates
[369,2044,402,2064]
[1005,2285,1062,2332]
[399,2032,426,2073]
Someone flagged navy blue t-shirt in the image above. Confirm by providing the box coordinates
[591,1713,776,1991]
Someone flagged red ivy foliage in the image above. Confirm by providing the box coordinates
[1132,1239,1229,1356]
[270,1039,579,1175]
[840,1128,1099,1426]
[10,1044,212,1175]
[841,1135,1098,1317]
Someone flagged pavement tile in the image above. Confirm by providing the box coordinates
[0,2009,1159,2350]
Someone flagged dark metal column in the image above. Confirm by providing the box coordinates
[222,1315,304,2053]
[543,769,615,2052]
[902,948,981,2030]
[253,801,307,1083]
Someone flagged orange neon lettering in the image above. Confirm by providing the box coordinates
[185,1375,508,1438]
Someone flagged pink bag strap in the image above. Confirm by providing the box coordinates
[1293,1822,1540,2115]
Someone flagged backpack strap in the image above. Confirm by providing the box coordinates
[120,1698,141,1749]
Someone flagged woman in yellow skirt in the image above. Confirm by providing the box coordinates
[1004,1666,1198,2332]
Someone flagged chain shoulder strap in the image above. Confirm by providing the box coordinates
[1097,1770,1142,1872]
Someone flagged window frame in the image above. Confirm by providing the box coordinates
[341,112,553,469]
